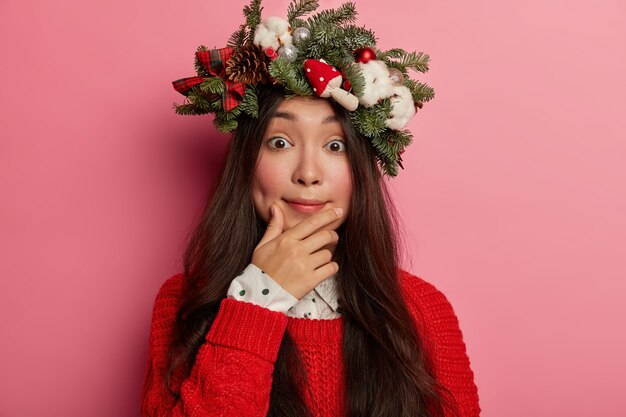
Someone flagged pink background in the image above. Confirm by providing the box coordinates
[1,0,625,415]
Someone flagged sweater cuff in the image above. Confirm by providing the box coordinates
[207,298,288,363]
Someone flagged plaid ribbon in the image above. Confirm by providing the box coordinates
[172,47,246,112]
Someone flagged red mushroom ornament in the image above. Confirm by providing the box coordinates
[304,59,359,111]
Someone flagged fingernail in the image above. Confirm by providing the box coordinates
[334,208,343,216]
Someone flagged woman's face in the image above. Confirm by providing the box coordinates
[252,96,352,232]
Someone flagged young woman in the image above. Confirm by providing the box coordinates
[140,86,480,416]
[142,1,480,415]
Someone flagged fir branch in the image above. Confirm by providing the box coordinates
[199,77,225,95]
[350,99,402,176]
[290,17,307,29]
[306,24,374,66]
[382,51,431,76]
[313,24,342,45]
[227,24,248,49]
[288,0,319,25]
[342,63,365,98]
[335,53,357,69]
[305,38,328,61]
[209,99,223,112]
[404,78,435,102]
[374,135,395,160]
[238,85,259,118]
[173,85,223,115]
[384,161,399,177]
[377,48,407,61]
[349,99,392,138]
[369,133,398,177]
[174,102,208,116]
[384,60,409,74]
[268,57,313,96]
[307,34,352,66]
[384,129,413,154]
[243,0,263,33]
[306,2,357,30]
[213,106,242,132]
[394,129,413,148]
[213,114,238,133]
[341,25,377,51]
[187,90,214,112]
[400,51,430,73]
[222,106,242,120]
[194,45,209,76]
[379,129,414,177]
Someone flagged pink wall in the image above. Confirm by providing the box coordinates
[1,0,625,415]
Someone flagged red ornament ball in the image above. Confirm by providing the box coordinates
[265,47,278,59]
[355,47,377,63]
[340,70,352,91]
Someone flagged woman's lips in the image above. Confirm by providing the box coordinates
[284,199,328,213]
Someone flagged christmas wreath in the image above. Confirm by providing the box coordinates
[172,0,434,177]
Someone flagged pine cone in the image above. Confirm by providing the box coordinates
[225,45,271,85]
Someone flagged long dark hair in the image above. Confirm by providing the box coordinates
[163,86,452,416]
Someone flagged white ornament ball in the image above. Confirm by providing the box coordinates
[292,27,311,44]
[277,44,299,63]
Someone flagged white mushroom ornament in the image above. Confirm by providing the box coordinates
[304,59,359,111]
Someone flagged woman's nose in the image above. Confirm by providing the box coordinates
[292,149,322,186]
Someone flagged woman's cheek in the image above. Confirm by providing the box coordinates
[252,157,286,222]
[333,161,353,212]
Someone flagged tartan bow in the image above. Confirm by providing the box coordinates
[172,47,246,112]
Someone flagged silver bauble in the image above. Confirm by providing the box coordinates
[292,27,311,45]
[277,44,299,63]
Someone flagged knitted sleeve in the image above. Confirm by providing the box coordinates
[141,274,288,417]
[399,270,481,417]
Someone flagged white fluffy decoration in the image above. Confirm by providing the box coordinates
[253,17,293,51]
[386,85,416,130]
[356,60,395,107]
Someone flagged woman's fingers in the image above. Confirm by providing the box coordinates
[255,204,284,249]
[301,229,339,254]
[308,248,334,269]
[286,207,343,240]
[313,261,339,282]
[281,259,338,299]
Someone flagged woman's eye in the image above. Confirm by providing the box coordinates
[326,140,346,153]
[267,137,292,149]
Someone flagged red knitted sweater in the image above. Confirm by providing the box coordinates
[141,270,480,417]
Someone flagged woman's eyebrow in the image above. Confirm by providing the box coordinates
[321,114,340,124]
[273,111,297,121]
[273,111,339,124]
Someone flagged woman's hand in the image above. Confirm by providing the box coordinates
[251,204,343,300]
